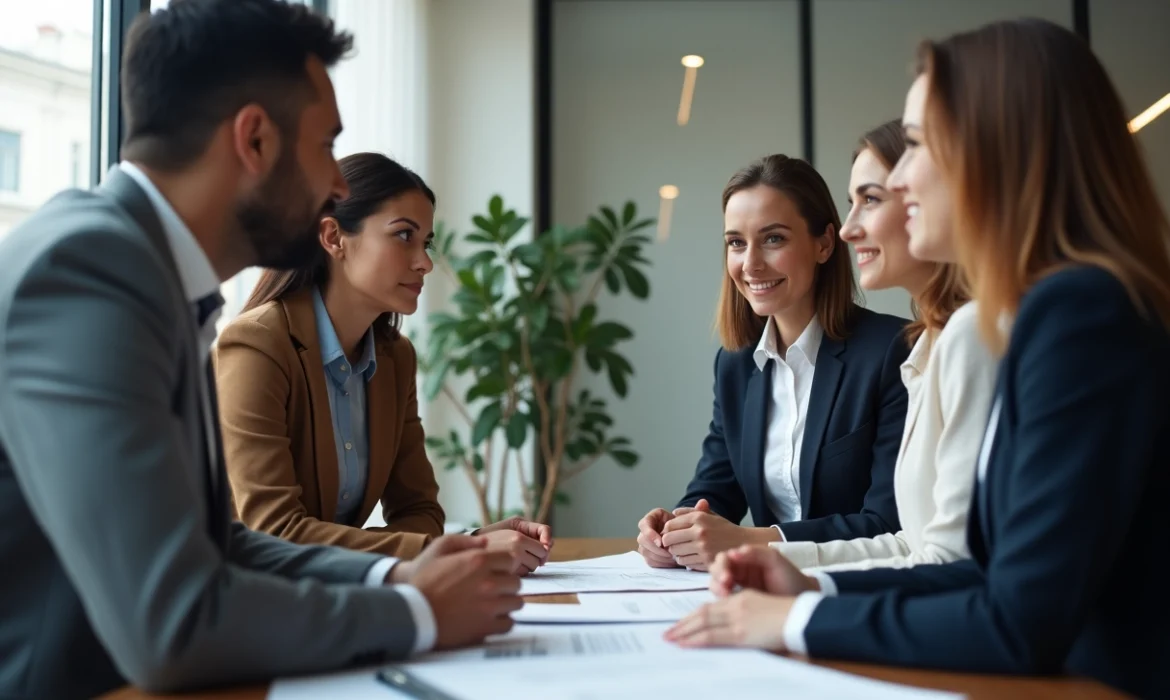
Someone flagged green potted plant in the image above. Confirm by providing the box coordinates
[420,195,654,525]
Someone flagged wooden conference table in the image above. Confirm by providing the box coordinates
[104,538,1128,700]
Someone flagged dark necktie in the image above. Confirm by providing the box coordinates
[195,292,227,543]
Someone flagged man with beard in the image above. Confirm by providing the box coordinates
[0,2,521,699]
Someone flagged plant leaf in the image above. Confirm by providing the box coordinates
[619,261,650,299]
[473,214,495,235]
[601,206,619,230]
[627,218,655,233]
[422,359,449,400]
[473,453,486,472]
[606,356,629,397]
[506,416,527,448]
[622,201,635,226]
[502,216,529,243]
[604,267,621,294]
[611,449,638,467]
[588,321,633,347]
[471,401,503,446]
[466,374,507,402]
[489,195,504,219]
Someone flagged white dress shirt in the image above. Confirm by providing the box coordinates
[779,302,998,654]
[754,316,822,528]
[118,162,435,654]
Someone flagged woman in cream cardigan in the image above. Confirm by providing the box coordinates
[771,121,996,572]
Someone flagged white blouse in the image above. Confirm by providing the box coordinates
[771,302,998,572]
[753,317,822,524]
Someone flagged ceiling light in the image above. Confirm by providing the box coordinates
[1129,92,1170,133]
[658,185,679,241]
[677,55,705,126]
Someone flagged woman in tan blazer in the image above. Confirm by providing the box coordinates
[215,152,551,572]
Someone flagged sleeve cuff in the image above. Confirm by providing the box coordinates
[811,571,838,596]
[393,584,437,654]
[783,591,824,655]
[771,524,787,542]
[363,557,400,587]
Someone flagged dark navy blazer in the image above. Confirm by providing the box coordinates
[677,306,910,542]
[804,268,1170,699]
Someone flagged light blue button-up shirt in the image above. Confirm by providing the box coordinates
[312,287,377,525]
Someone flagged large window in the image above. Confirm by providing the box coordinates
[0,131,20,193]
[0,0,93,239]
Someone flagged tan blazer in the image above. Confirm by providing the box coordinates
[213,289,444,558]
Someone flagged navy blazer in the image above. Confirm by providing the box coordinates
[677,306,910,542]
[804,268,1170,699]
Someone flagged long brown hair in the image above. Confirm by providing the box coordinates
[242,152,436,342]
[716,154,859,350]
[917,19,1170,353]
[854,119,969,346]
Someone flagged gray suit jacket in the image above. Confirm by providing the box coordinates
[0,170,418,700]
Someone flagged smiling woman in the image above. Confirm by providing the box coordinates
[635,154,912,572]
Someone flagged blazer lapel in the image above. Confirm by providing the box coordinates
[99,168,229,546]
[283,292,341,523]
[359,348,398,521]
[741,363,773,526]
[799,335,845,515]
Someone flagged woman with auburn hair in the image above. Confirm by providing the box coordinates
[215,152,552,575]
[636,153,911,571]
[667,19,1170,698]
[768,120,996,573]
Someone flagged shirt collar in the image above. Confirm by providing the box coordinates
[753,316,823,371]
[118,161,220,305]
[901,328,931,385]
[312,286,377,382]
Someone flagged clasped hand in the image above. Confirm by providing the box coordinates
[636,499,774,571]
[664,544,821,652]
[476,515,554,576]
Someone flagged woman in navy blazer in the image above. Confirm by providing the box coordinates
[637,155,911,571]
[666,19,1170,699]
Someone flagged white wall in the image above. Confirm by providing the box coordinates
[1092,0,1170,216]
[424,0,535,526]
[551,0,802,537]
[812,0,1073,319]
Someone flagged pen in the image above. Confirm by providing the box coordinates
[375,666,463,700]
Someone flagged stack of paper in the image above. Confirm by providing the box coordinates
[514,590,715,623]
[270,624,965,699]
[267,552,969,700]
[519,551,710,595]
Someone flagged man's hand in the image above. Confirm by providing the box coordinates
[660,501,777,571]
[708,544,819,597]
[387,534,485,584]
[664,590,794,652]
[409,546,523,650]
[636,507,679,568]
[477,516,553,575]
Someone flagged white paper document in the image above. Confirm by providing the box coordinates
[270,624,967,700]
[419,622,678,662]
[520,554,710,595]
[514,590,715,623]
[400,648,966,700]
